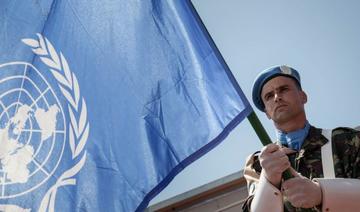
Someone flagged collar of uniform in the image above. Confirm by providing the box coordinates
[276,121,310,150]
[300,126,329,153]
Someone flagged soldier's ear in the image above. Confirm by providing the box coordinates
[300,90,307,104]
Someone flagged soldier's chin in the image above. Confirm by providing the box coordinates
[273,113,291,124]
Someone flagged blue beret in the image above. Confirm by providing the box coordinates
[252,65,301,112]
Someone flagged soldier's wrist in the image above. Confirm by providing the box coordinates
[263,172,281,188]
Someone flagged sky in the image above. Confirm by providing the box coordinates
[151,0,360,205]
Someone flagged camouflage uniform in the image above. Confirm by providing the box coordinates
[242,126,360,212]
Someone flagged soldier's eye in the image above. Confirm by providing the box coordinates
[280,86,289,93]
[264,93,273,101]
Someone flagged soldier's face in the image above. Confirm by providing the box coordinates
[261,76,307,125]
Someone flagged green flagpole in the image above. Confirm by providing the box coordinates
[247,111,272,146]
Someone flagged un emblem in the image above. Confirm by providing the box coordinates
[0,34,89,212]
[0,62,66,198]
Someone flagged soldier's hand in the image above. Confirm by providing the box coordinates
[258,143,294,188]
[282,167,322,208]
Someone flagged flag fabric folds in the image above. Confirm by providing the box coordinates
[0,0,252,211]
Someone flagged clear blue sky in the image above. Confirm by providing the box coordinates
[151,0,360,204]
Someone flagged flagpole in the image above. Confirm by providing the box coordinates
[247,111,272,146]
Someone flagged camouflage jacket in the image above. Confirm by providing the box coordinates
[242,126,360,212]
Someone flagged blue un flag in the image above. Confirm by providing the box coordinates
[0,0,252,211]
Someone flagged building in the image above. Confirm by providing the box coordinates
[146,170,248,212]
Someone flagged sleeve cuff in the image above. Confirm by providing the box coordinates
[251,172,283,212]
[314,178,360,212]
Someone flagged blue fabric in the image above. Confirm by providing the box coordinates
[252,65,301,112]
[0,1,251,211]
[276,122,311,150]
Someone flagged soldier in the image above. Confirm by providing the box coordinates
[242,65,360,212]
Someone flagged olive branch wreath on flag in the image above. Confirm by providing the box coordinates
[22,34,89,212]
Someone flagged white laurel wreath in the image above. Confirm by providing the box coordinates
[22,34,89,212]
